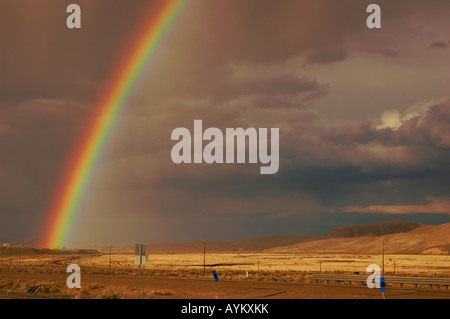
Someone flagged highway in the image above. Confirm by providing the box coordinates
[0,272,449,299]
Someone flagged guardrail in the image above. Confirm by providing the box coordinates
[312,274,450,289]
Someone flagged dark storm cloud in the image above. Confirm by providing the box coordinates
[323,101,450,149]
[181,0,450,67]
[2,0,427,106]
[204,73,327,104]
[148,101,450,218]
[252,97,306,109]
[301,101,450,211]
[144,101,450,195]
[0,0,154,105]
[178,0,376,66]
[306,47,349,64]
[1,0,450,245]
[429,41,448,49]
[0,0,156,242]
[358,46,399,57]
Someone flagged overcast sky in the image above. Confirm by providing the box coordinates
[1,0,449,247]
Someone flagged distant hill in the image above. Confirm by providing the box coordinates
[0,246,99,256]
[75,221,449,255]
[102,234,319,254]
[268,222,450,255]
[0,246,45,256]
[325,221,425,238]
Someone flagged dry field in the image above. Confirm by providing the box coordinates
[84,252,450,276]
[1,251,448,276]
[1,252,448,299]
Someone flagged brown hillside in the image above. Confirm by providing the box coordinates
[102,234,318,253]
[79,221,449,255]
[267,222,450,255]
[325,221,425,238]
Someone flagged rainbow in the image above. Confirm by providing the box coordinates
[41,0,189,248]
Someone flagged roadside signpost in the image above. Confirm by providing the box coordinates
[381,240,386,299]
[212,270,220,298]
[135,244,148,266]
[135,244,148,299]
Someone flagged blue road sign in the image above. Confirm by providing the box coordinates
[212,270,219,282]
[380,276,386,292]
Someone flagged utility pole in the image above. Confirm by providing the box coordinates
[394,259,396,275]
[382,239,386,299]
[109,244,112,273]
[203,241,206,275]
[382,240,385,276]
[138,244,142,299]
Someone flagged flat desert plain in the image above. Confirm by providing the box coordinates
[74,252,450,276]
[1,222,449,298]
[0,251,449,299]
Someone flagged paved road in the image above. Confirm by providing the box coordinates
[0,272,449,299]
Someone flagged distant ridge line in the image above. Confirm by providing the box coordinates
[325,221,426,238]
